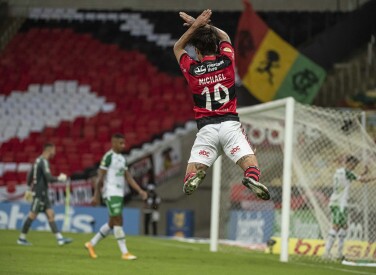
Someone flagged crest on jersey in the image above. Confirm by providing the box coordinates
[194,65,207,75]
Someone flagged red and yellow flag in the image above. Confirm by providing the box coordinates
[235,0,326,104]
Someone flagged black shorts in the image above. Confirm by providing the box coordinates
[30,196,52,213]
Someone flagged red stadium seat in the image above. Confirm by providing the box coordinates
[0,25,193,178]
[7,181,17,193]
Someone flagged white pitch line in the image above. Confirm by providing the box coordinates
[158,242,201,251]
[293,261,376,275]
[143,238,201,251]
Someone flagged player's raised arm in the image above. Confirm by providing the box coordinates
[213,26,231,43]
[124,170,148,200]
[359,170,376,183]
[357,165,376,183]
[173,9,212,62]
[179,11,231,43]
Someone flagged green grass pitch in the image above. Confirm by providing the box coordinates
[0,230,374,275]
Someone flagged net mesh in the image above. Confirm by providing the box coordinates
[217,101,376,262]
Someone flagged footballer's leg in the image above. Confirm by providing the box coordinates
[237,155,270,200]
[324,227,338,259]
[183,163,208,195]
[85,242,98,259]
[324,207,341,259]
[337,227,347,259]
[221,121,270,200]
[144,212,151,235]
[46,208,72,245]
[106,196,137,260]
[337,210,348,259]
[184,124,219,195]
[112,216,137,260]
[18,196,42,245]
[85,197,114,258]
[17,210,37,246]
[85,222,112,259]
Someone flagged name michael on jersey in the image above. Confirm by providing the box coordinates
[198,73,227,85]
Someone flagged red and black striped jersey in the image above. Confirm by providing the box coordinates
[179,41,239,129]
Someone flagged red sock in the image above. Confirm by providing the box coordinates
[244,166,260,182]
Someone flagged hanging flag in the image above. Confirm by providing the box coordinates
[235,0,326,104]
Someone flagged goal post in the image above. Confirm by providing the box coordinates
[210,97,376,264]
[210,97,295,261]
[210,155,222,252]
[279,97,294,262]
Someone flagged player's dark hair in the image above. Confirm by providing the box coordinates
[112,133,125,139]
[43,143,55,150]
[346,155,359,165]
[189,26,218,56]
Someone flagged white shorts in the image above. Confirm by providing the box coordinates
[188,121,254,167]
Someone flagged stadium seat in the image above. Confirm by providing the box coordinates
[0,16,197,185]
[7,180,17,193]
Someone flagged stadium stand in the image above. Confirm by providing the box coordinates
[0,27,193,186]
[0,2,8,27]
[0,8,349,188]
[21,9,346,74]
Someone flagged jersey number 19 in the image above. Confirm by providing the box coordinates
[201,83,229,111]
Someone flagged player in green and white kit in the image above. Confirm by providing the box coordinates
[324,156,368,259]
[85,133,147,260]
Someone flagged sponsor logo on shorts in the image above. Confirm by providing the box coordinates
[230,146,240,155]
[199,150,210,157]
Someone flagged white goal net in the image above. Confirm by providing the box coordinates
[210,98,376,263]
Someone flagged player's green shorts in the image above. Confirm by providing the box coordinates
[105,196,124,217]
[330,206,348,227]
[30,196,52,213]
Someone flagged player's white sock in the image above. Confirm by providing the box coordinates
[325,228,337,256]
[90,223,111,246]
[337,228,347,258]
[114,226,128,254]
[19,233,26,240]
[55,233,63,240]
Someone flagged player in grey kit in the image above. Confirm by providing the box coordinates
[17,143,72,246]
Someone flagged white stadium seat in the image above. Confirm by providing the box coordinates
[1,81,115,141]
[17,163,32,173]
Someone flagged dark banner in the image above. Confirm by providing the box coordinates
[300,0,376,71]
